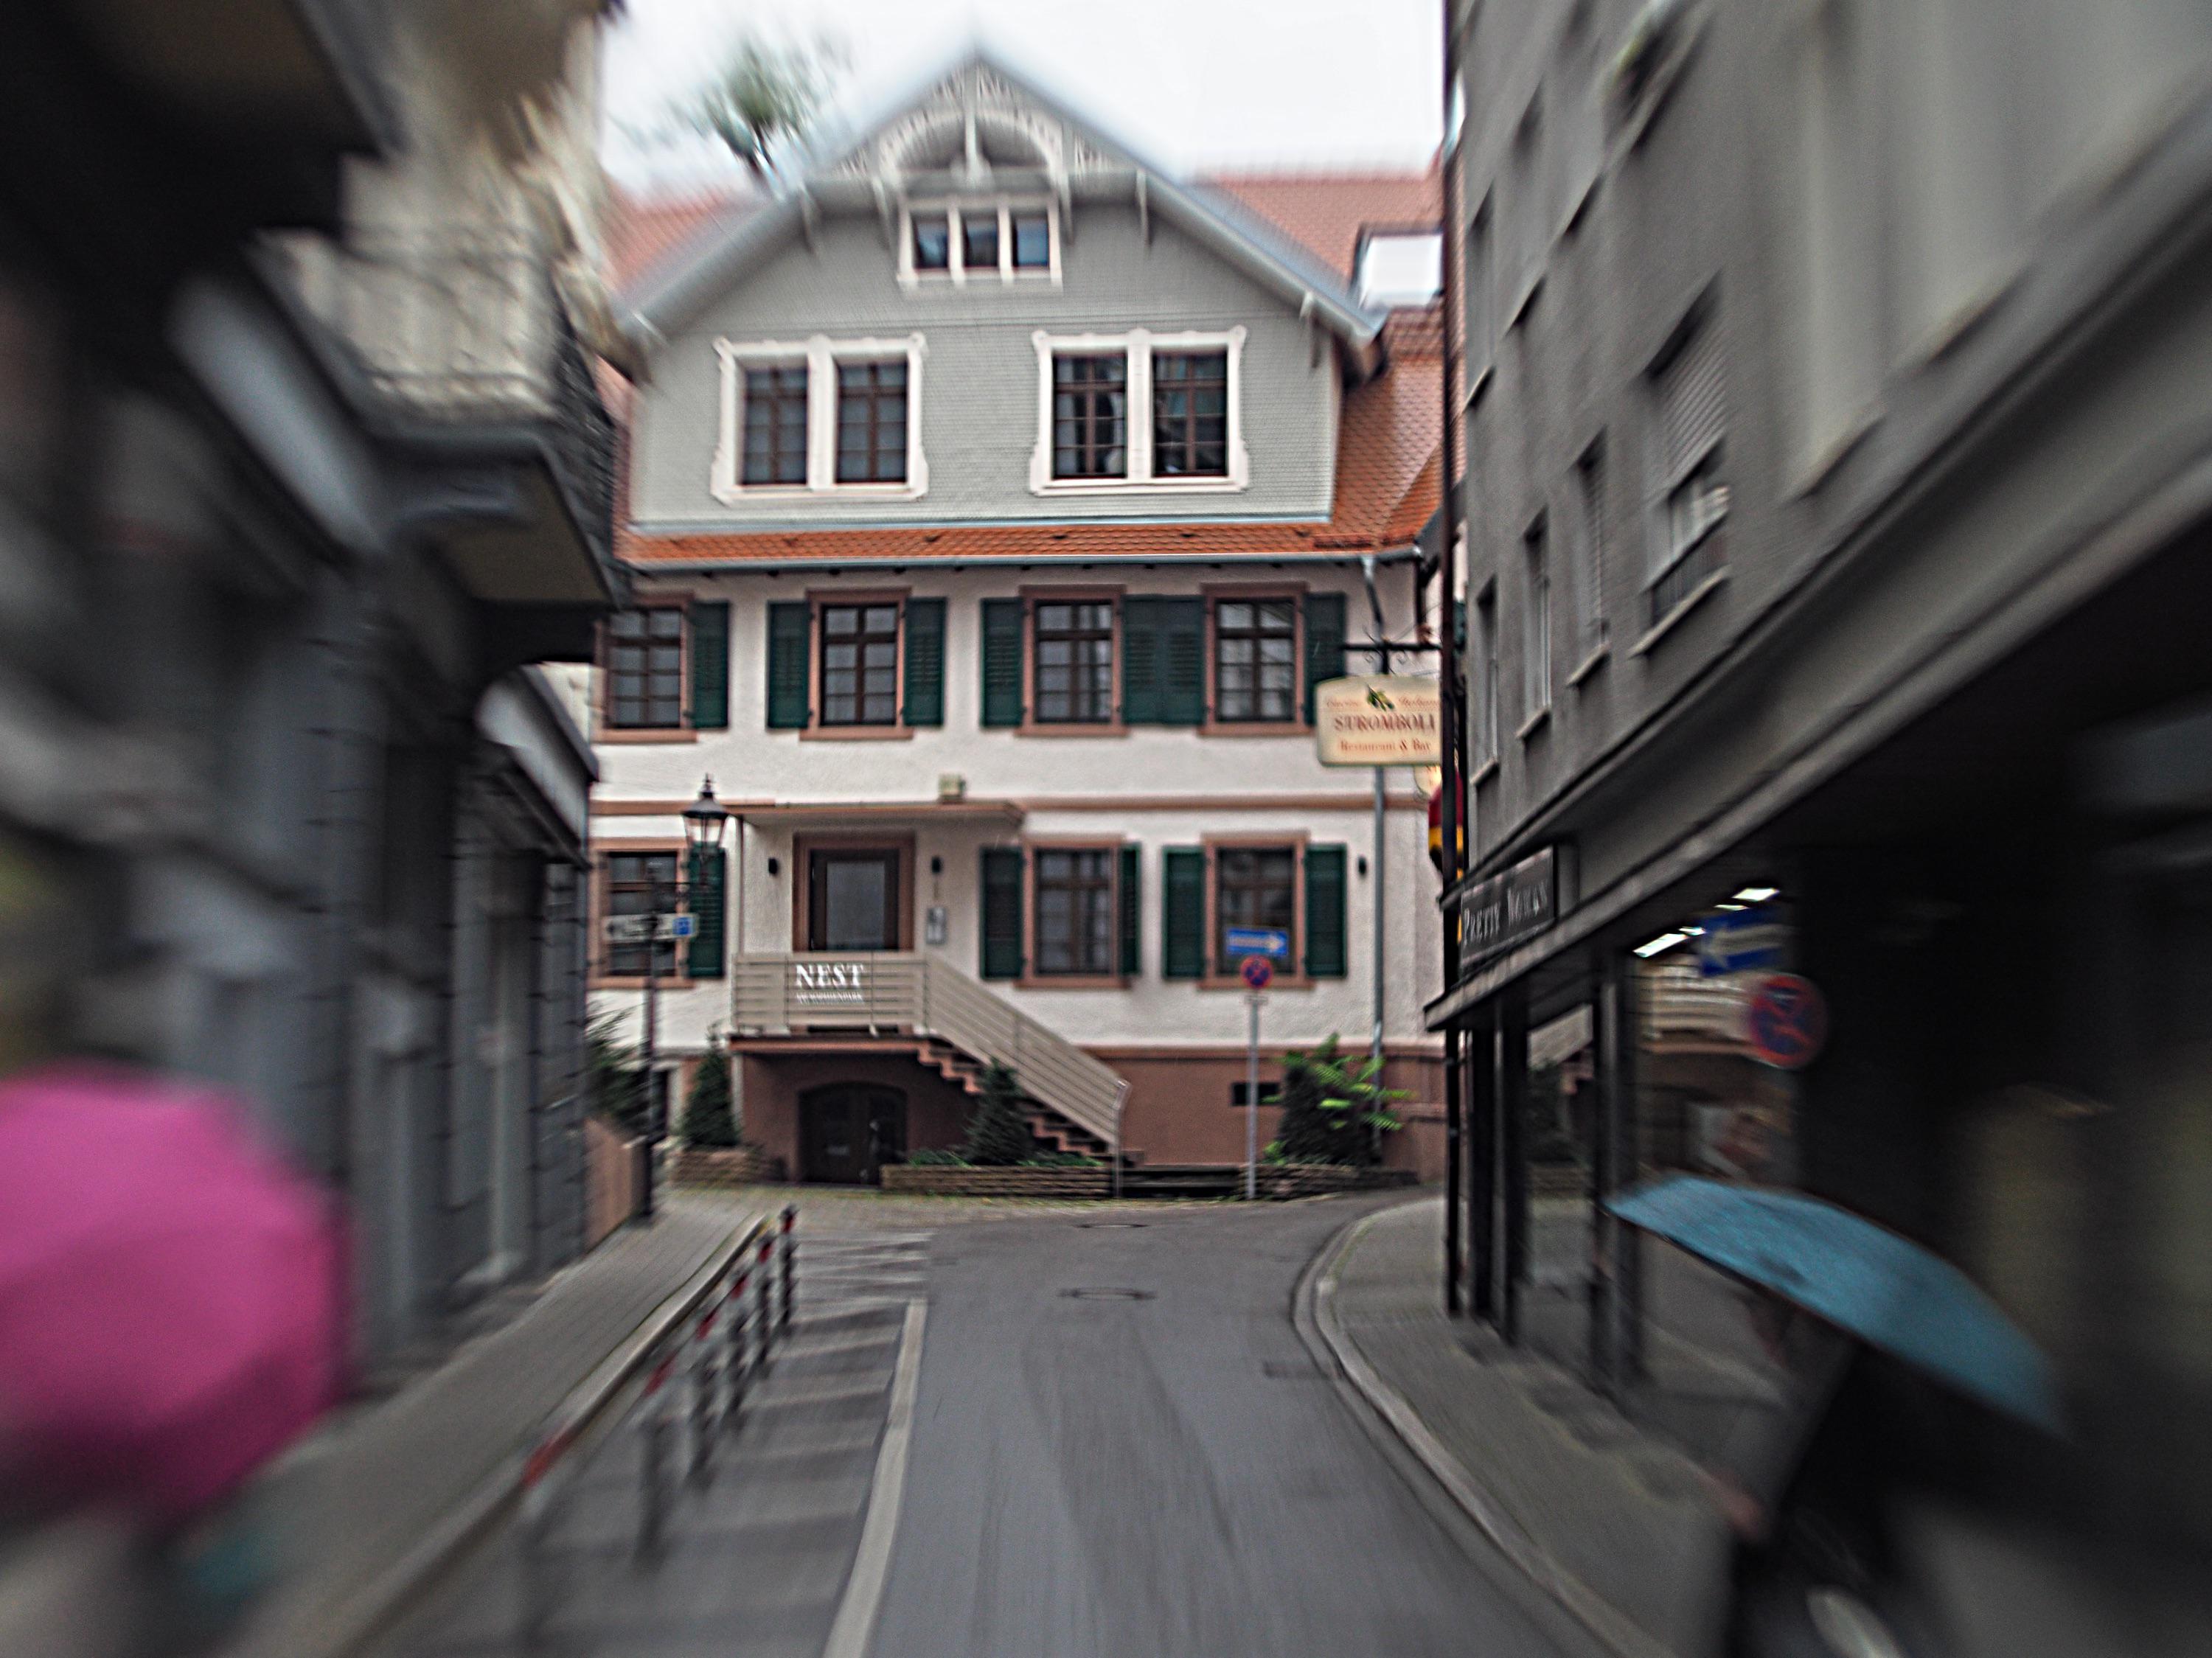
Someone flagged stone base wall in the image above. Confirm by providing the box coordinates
[1256,1165,1421,1198]
[669,1146,787,1188]
[879,1165,1113,1199]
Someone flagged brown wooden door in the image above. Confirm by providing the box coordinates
[801,1086,908,1184]
[807,849,900,951]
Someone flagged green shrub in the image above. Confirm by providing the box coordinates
[588,1010,648,1135]
[683,1045,737,1147]
[905,1147,969,1166]
[963,1061,1034,1166]
[1019,1151,1099,1168]
[1272,1035,1408,1167]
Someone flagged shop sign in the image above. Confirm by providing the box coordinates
[1459,847,1558,964]
[1313,675,1442,767]
[792,960,869,1005]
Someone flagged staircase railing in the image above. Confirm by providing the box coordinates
[730,952,1125,1146]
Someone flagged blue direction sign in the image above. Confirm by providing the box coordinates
[1225,927,1290,961]
[1240,955,1275,992]
[1696,908,1781,978]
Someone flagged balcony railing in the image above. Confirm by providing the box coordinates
[732,952,1126,1148]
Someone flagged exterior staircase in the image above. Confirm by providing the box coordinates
[731,952,1129,1159]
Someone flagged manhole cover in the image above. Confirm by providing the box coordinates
[1060,1287,1155,1300]
[1075,1221,1147,1229]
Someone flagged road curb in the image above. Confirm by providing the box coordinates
[1293,1202,1677,1658]
[226,1215,765,1658]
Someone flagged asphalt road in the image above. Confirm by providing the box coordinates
[869,1198,1590,1658]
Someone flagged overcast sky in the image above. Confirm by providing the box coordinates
[601,0,1443,190]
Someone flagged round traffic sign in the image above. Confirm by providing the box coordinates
[1240,955,1274,991]
[1746,973,1827,1070]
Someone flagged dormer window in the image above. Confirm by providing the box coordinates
[898,201,1060,285]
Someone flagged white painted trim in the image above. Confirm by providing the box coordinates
[896,196,1061,288]
[1027,324,1249,496]
[711,333,930,504]
[820,1300,927,1658]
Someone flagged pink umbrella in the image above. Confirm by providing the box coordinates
[0,1062,344,1522]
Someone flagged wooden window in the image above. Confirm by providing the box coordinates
[1033,600,1115,724]
[835,360,908,484]
[1214,845,1297,975]
[605,851,680,977]
[1648,313,1728,627]
[1034,847,1116,976]
[1052,355,1127,479]
[961,210,999,272]
[1523,517,1552,720]
[1012,212,1051,268]
[819,602,900,727]
[741,364,807,486]
[1152,352,1228,477]
[605,608,684,729]
[912,214,950,271]
[1213,597,1298,722]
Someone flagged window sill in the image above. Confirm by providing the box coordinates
[711,481,928,505]
[1469,757,1500,787]
[1567,641,1610,687]
[599,728,699,745]
[1031,475,1248,498]
[589,975,703,992]
[1515,705,1552,742]
[1200,720,1312,739]
[1017,975,1132,992]
[899,268,1059,290]
[1016,722,1129,738]
[799,725,917,742]
[1198,975,1315,992]
[1630,571,1728,658]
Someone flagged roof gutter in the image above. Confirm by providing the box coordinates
[619,545,1423,577]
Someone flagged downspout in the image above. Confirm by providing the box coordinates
[1361,555,1389,1071]
[1438,0,1470,1319]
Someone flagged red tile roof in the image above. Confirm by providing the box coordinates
[605,181,761,296]
[1201,167,1441,282]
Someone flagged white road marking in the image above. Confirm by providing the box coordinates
[820,1300,928,1658]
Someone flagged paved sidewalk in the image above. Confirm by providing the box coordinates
[229,1194,759,1658]
[1318,1197,1735,1658]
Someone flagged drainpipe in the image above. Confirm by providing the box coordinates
[1361,556,1389,1071]
[1439,0,1470,1319]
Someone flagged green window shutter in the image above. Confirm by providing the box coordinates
[1161,846,1205,980]
[688,601,730,729]
[1304,592,1347,723]
[1304,843,1348,978]
[686,843,727,978]
[980,599,1025,728]
[902,597,945,726]
[1121,596,1164,724]
[1160,597,1206,725]
[765,602,811,729]
[980,846,1023,979]
[1118,843,1141,977]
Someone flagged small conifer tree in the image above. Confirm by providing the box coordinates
[683,1045,737,1148]
[963,1061,1034,1166]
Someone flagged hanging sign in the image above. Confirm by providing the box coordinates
[1746,974,1828,1070]
[1314,675,1443,767]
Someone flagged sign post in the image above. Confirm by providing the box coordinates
[1240,953,1274,1200]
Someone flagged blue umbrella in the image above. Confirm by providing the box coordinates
[1604,1174,2064,1435]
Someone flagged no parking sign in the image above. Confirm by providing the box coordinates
[1746,974,1828,1070]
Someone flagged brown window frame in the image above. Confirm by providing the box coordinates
[740,362,809,487]
[592,841,688,985]
[1051,353,1129,480]
[1201,834,1310,987]
[815,599,903,730]
[1020,837,1128,989]
[1029,596,1118,726]
[1029,843,1119,980]
[1152,350,1230,478]
[835,358,910,485]
[1208,591,1302,727]
[601,605,688,733]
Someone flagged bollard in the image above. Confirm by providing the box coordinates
[517,1443,563,1646]
[723,1270,749,1431]
[755,1236,775,1365]
[689,1305,718,1484]
[638,1354,676,1558]
[780,1206,796,1329]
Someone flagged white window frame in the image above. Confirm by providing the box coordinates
[710,333,930,504]
[897,198,1061,288]
[1029,326,1251,497]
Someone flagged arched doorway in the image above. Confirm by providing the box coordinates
[800,1084,908,1184]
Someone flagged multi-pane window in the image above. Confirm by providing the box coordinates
[1034,848,1116,976]
[741,364,807,486]
[835,360,909,484]
[605,609,684,729]
[1052,355,1127,479]
[912,214,950,271]
[1012,212,1051,269]
[1152,352,1228,478]
[606,851,679,977]
[961,212,999,271]
[1034,601,1115,724]
[1649,316,1728,627]
[1475,591,1500,768]
[819,603,900,727]
[1523,519,1551,720]
[1571,442,1608,660]
[1215,846,1295,974]
[1214,598,1297,722]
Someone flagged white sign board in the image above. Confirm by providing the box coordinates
[1313,675,1442,767]
[603,914,696,943]
[792,960,869,1005]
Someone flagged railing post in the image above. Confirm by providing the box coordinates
[781,1205,797,1328]
[756,1236,776,1363]
[724,1267,749,1429]
[689,1303,717,1485]
[518,1475,555,1642]
[637,1353,675,1558]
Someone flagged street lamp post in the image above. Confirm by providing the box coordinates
[636,778,731,1222]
